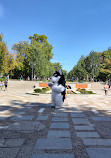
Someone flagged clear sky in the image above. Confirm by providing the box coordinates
[0,0,111,72]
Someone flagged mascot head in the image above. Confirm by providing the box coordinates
[50,69,66,101]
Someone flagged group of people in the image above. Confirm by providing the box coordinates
[0,80,8,91]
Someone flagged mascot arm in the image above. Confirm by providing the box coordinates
[48,83,53,89]
[52,85,65,93]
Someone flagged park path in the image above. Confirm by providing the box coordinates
[0,81,111,157]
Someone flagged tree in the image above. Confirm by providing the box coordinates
[0,34,12,75]
[12,41,30,79]
[85,51,100,81]
[99,48,111,81]
[68,56,87,81]
[75,56,87,81]
[29,34,53,61]
[62,70,68,79]
[29,34,53,79]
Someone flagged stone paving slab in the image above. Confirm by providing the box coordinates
[54,109,67,113]
[52,117,68,121]
[8,121,45,131]
[72,118,92,125]
[86,148,111,158]
[53,113,68,117]
[71,113,86,117]
[47,130,71,138]
[50,123,69,129]
[3,139,25,147]
[76,132,99,138]
[82,139,111,145]
[0,148,20,158]
[36,115,49,120]
[0,139,5,146]
[91,116,111,121]
[0,106,10,111]
[10,115,34,120]
[70,111,83,113]
[34,138,72,149]
[0,116,9,120]
[15,108,31,112]
[31,153,74,158]
[74,125,95,130]
[12,111,26,115]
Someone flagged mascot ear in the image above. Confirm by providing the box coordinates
[59,69,62,75]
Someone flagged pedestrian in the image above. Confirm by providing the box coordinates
[7,75,9,81]
[104,83,108,96]
[108,81,111,89]
[0,81,3,90]
[21,75,23,81]
[4,79,8,91]
[28,76,30,81]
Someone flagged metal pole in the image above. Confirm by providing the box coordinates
[93,65,94,82]
[32,63,33,81]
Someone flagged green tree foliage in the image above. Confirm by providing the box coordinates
[53,62,62,71]
[12,41,29,70]
[68,56,87,81]
[12,41,30,79]
[85,51,100,81]
[76,56,87,80]
[28,34,53,79]
[62,70,68,79]
[29,34,53,61]
[99,48,111,81]
[0,34,14,75]
[12,34,54,79]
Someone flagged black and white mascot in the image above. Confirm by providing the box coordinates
[48,70,66,108]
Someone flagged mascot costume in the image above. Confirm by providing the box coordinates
[48,70,66,108]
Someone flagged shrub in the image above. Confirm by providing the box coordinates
[81,88,86,91]
[76,88,81,91]
[87,91,94,94]
[34,87,50,93]
[80,89,94,94]
[80,90,87,94]
[34,88,42,93]
[46,87,50,91]
[42,88,47,93]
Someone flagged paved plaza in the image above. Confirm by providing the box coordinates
[0,81,111,158]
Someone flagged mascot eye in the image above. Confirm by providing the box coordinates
[54,74,58,77]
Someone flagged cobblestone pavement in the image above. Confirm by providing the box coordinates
[0,81,111,157]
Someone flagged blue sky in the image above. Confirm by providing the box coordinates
[0,0,111,72]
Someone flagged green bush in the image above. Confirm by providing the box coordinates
[34,88,42,93]
[80,90,87,94]
[81,88,86,91]
[46,87,50,91]
[42,88,47,93]
[80,89,94,94]
[76,88,81,91]
[34,87,50,93]
[87,91,94,94]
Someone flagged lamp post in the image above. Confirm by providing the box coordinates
[29,62,36,81]
[91,63,97,82]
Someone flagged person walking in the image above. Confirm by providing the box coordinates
[4,79,8,91]
[0,81,3,90]
[104,83,108,96]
